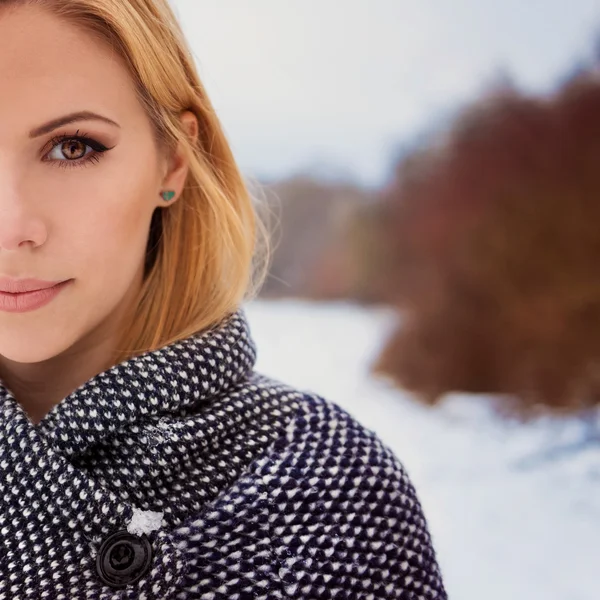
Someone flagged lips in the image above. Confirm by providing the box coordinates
[0,277,67,294]
[0,278,73,313]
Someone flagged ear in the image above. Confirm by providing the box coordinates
[157,110,199,206]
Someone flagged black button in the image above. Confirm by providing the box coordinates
[96,530,153,588]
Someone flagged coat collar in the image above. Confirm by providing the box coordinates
[0,308,257,458]
[0,308,268,596]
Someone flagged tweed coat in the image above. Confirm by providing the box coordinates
[0,308,447,599]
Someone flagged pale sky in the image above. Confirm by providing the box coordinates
[170,1,599,186]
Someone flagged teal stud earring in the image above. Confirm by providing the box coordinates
[161,190,176,202]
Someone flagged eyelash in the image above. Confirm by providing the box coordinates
[43,129,114,169]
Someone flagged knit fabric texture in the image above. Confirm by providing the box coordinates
[0,308,447,599]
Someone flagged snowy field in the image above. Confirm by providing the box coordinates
[245,299,600,600]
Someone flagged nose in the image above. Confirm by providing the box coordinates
[0,192,47,252]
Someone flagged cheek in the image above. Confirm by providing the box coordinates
[74,192,153,283]
[47,172,157,297]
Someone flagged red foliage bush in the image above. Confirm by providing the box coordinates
[373,72,600,416]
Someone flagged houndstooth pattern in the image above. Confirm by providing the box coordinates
[0,308,447,599]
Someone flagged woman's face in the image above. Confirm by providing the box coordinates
[0,4,181,364]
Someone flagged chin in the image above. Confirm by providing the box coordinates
[0,326,82,364]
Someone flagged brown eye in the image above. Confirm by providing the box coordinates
[60,139,87,160]
[45,133,113,169]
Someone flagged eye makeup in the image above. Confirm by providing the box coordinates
[42,128,116,169]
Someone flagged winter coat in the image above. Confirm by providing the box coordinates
[0,308,447,599]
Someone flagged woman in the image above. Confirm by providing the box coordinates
[0,0,447,598]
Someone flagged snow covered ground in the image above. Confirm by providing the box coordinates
[245,299,600,600]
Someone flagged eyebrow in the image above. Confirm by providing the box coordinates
[29,111,120,138]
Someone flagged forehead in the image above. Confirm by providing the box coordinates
[0,3,140,135]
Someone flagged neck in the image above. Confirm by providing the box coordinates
[0,331,117,425]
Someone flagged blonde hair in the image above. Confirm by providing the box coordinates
[5,0,270,363]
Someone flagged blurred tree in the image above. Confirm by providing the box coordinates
[370,70,600,420]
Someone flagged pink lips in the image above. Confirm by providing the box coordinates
[0,278,72,313]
